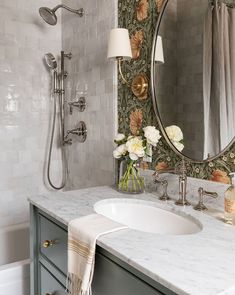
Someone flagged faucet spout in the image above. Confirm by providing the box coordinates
[175,158,191,206]
[153,158,191,206]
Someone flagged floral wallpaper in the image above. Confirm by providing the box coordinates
[117,0,235,184]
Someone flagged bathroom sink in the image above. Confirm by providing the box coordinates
[94,199,202,235]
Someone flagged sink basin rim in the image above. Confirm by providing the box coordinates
[94,198,203,236]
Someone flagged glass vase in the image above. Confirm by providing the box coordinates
[118,160,145,194]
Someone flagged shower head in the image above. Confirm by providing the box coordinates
[44,53,57,70]
[39,4,84,26]
[39,7,57,26]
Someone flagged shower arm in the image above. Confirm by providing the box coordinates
[52,4,84,16]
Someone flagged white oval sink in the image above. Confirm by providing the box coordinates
[94,199,202,235]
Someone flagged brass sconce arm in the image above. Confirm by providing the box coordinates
[107,28,149,100]
[117,57,149,100]
[117,57,130,86]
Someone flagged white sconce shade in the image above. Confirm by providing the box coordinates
[155,36,164,64]
[107,28,132,60]
[106,28,148,99]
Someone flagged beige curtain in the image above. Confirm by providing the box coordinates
[203,1,235,159]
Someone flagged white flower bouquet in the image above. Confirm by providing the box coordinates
[113,126,161,193]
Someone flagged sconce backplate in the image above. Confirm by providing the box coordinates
[131,73,148,100]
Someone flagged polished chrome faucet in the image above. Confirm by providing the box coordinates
[153,158,191,206]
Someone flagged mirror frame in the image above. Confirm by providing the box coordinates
[151,0,235,163]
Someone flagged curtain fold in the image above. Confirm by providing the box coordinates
[203,1,235,159]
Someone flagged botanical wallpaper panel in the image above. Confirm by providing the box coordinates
[118,0,235,184]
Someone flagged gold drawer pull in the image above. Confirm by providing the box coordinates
[42,239,57,248]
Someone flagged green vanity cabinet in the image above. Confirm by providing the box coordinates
[30,205,177,295]
[40,263,67,295]
[39,214,68,275]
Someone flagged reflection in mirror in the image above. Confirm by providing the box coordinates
[152,0,235,162]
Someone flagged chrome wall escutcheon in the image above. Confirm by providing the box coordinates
[76,121,87,142]
[68,97,86,114]
[77,97,86,112]
[65,121,87,143]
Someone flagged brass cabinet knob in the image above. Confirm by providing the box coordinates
[42,239,56,248]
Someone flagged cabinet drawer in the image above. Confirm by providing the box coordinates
[93,253,163,295]
[40,264,67,295]
[39,214,67,275]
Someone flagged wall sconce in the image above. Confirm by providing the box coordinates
[107,28,148,100]
[155,36,164,64]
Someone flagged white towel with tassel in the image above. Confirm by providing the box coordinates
[67,214,127,295]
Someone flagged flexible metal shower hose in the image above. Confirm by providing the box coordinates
[47,91,67,190]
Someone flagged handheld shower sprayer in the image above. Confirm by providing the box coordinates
[44,53,58,93]
[39,4,84,25]
[44,52,72,190]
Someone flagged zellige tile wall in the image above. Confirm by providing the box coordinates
[0,0,61,229]
[0,0,118,229]
[62,0,118,189]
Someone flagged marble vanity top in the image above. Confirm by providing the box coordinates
[29,186,235,295]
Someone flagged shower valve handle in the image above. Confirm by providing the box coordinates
[65,121,87,143]
[68,97,86,114]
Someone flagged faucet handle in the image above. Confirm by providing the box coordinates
[153,172,171,201]
[194,187,218,211]
[159,179,171,201]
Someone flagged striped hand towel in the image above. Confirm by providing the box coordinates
[67,214,127,295]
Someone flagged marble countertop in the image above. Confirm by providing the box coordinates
[29,185,235,295]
